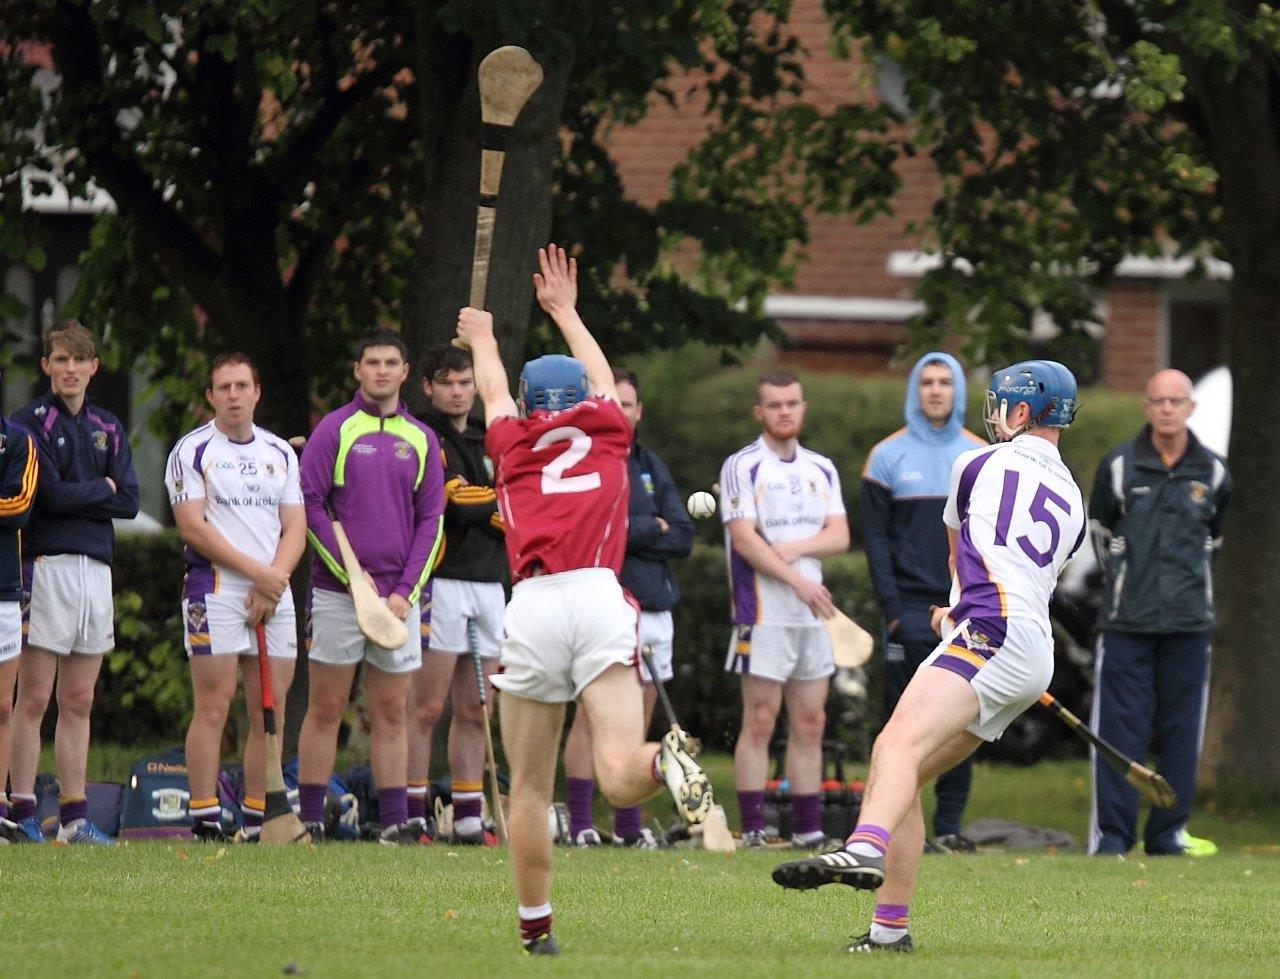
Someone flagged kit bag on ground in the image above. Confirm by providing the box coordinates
[119,746,242,839]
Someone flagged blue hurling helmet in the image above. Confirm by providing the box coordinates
[984,359,1078,441]
[519,354,589,414]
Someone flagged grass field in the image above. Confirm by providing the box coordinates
[10,752,1280,975]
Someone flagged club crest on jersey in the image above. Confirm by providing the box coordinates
[808,478,818,494]
[394,440,412,460]
[1189,481,1208,503]
[641,471,655,495]
[265,462,276,476]
[33,405,47,418]
[92,431,109,451]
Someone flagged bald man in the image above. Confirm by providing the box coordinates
[1087,369,1230,857]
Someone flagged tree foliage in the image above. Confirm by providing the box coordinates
[2,0,899,437]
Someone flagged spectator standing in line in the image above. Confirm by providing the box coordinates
[861,352,984,852]
[562,367,695,848]
[8,321,139,845]
[719,370,849,848]
[1088,368,1229,857]
[407,345,507,845]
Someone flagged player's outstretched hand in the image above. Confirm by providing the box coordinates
[794,579,835,619]
[533,243,577,317]
[455,306,496,350]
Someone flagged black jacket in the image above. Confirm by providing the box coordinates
[421,405,506,583]
[620,441,693,611]
[0,419,37,602]
[1090,425,1230,634]
[11,393,140,566]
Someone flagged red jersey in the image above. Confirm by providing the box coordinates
[485,397,632,582]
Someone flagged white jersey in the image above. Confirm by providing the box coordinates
[719,437,845,626]
[166,422,302,594]
[943,435,1086,636]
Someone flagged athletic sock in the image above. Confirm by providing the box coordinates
[59,795,88,829]
[378,786,408,830]
[613,806,642,841]
[453,784,484,836]
[845,822,891,858]
[407,781,429,821]
[10,793,36,823]
[518,903,554,944]
[241,797,264,838]
[0,795,8,820]
[188,797,221,827]
[565,777,595,838]
[298,783,327,825]
[792,793,822,838]
[737,790,765,835]
[869,903,910,944]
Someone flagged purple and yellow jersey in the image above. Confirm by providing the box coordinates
[302,394,444,604]
[719,437,844,626]
[166,422,302,596]
[942,435,1086,640]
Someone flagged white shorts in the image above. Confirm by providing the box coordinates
[725,623,833,683]
[922,616,1053,742]
[0,601,22,664]
[425,578,504,658]
[492,568,638,703]
[183,584,297,660]
[637,610,674,684]
[307,588,422,675]
[24,554,114,655]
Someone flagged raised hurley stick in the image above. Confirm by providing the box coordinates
[254,625,309,843]
[1038,692,1176,808]
[453,46,544,349]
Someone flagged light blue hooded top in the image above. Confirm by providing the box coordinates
[860,352,984,620]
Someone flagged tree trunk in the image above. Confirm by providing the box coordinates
[1193,53,1280,798]
[403,37,574,394]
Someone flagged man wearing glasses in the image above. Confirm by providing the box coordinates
[1087,369,1230,857]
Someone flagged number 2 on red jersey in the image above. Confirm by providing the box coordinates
[534,426,601,495]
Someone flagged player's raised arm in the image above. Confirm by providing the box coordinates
[455,307,518,423]
[533,244,617,402]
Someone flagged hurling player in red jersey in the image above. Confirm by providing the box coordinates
[456,244,712,957]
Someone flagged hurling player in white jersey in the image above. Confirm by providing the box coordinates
[719,370,849,849]
[773,360,1086,954]
[165,354,306,842]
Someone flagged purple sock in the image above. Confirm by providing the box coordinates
[792,793,822,837]
[873,903,910,930]
[737,790,765,834]
[407,785,428,821]
[846,822,891,855]
[0,797,7,820]
[241,798,264,831]
[10,794,36,822]
[59,797,88,826]
[299,783,327,824]
[613,806,642,841]
[378,786,408,829]
[566,777,595,837]
[453,793,483,821]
